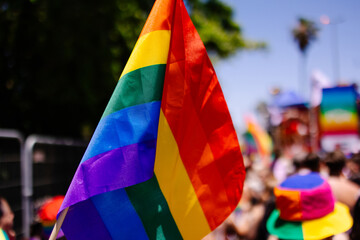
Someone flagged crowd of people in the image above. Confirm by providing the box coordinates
[204,149,360,240]
[1,149,360,240]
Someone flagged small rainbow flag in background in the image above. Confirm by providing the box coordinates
[56,0,245,239]
[320,86,359,136]
[38,196,65,238]
[245,116,272,166]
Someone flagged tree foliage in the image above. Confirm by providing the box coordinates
[292,17,319,54]
[0,0,265,139]
[189,0,266,57]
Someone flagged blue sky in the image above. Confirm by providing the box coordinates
[214,0,360,131]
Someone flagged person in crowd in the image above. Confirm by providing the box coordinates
[347,152,360,186]
[322,150,360,211]
[0,197,15,240]
[225,162,277,240]
[321,150,360,240]
[347,151,360,240]
[293,152,320,174]
[351,196,360,240]
[202,158,277,240]
[30,222,45,240]
[266,172,353,240]
[272,152,294,183]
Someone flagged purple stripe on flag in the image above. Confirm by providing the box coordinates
[60,139,156,212]
[61,199,112,240]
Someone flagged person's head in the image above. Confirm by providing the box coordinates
[0,197,14,230]
[323,150,346,176]
[303,153,320,172]
[293,152,320,172]
[348,152,360,174]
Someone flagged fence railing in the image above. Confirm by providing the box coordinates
[0,129,87,239]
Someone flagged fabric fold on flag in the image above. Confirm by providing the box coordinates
[58,0,245,239]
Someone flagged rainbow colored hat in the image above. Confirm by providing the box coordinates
[266,172,353,240]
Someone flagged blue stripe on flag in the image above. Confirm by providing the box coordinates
[81,101,161,163]
[92,188,150,239]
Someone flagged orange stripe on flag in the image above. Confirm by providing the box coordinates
[140,0,174,37]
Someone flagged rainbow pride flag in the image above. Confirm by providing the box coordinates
[245,117,272,165]
[58,0,245,239]
[320,86,359,135]
[242,131,258,155]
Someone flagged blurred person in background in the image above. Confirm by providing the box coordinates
[202,158,277,240]
[293,152,320,174]
[0,197,15,240]
[272,151,295,184]
[348,152,360,240]
[347,152,360,186]
[351,195,360,240]
[322,150,360,240]
[226,162,277,240]
[322,150,360,211]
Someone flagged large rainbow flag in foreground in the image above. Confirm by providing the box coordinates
[57,0,245,239]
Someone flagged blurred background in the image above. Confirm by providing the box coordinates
[0,0,359,239]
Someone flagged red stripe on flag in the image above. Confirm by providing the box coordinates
[161,0,245,229]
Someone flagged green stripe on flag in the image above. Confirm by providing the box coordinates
[102,64,166,119]
[126,175,183,240]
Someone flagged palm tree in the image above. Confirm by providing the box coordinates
[292,18,319,152]
[292,18,319,95]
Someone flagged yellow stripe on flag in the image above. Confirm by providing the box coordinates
[120,30,170,79]
[155,111,211,240]
[320,113,358,129]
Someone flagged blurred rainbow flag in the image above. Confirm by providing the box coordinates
[242,131,258,155]
[320,86,359,135]
[244,116,273,165]
[38,196,64,238]
[57,0,245,239]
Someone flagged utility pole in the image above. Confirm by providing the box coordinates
[320,15,344,83]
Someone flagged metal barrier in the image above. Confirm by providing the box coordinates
[0,129,24,238]
[24,135,87,238]
[0,129,87,239]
